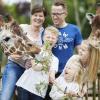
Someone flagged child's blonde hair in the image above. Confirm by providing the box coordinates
[44,26,59,37]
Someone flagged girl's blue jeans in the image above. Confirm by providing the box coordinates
[1,60,25,100]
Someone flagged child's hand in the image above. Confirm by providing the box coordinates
[31,60,43,71]
[77,91,85,97]
[49,75,55,84]
[25,59,32,69]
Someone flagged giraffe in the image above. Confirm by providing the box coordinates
[88,14,100,47]
[0,15,40,57]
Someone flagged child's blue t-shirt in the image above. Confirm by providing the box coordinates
[52,24,82,73]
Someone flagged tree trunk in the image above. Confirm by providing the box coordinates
[73,0,81,30]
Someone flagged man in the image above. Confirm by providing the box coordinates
[45,1,82,100]
[51,1,82,77]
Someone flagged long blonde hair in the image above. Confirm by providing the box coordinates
[79,40,100,83]
[75,67,84,84]
[87,43,100,82]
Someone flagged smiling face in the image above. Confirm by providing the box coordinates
[51,5,67,27]
[79,42,90,65]
[31,11,45,28]
[64,65,80,82]
[43,26,59,48]
[43,30,57,47]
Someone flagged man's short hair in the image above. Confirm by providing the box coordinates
[53,0,66,9]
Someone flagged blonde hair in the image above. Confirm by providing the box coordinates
[44,26,59,36]
[81,41,100,82]
[75,66,84,84]
[79,40,100,82]
[87,44,100,82]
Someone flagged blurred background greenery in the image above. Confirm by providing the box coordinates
[0,0,99,66]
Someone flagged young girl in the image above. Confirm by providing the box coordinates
[50,40,100,100]
[50,61,83,100]
[16,26,59,100]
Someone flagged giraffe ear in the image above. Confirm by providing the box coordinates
[86,13,95,24]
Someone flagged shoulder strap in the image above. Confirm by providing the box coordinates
[41,29,45,44]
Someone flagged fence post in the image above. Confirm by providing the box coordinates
[93,81,96,100]
[85,83,88,100]
[98,73,100,100]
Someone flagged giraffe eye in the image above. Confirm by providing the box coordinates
[4,37,10,42]
[27,43,32,47]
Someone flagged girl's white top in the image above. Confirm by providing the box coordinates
[50,76,80,100]
[16,54,59,98]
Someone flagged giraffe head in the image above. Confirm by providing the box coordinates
[0,15,40,56]
[91,14,100,37]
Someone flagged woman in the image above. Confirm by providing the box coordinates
[1,5,46,100]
